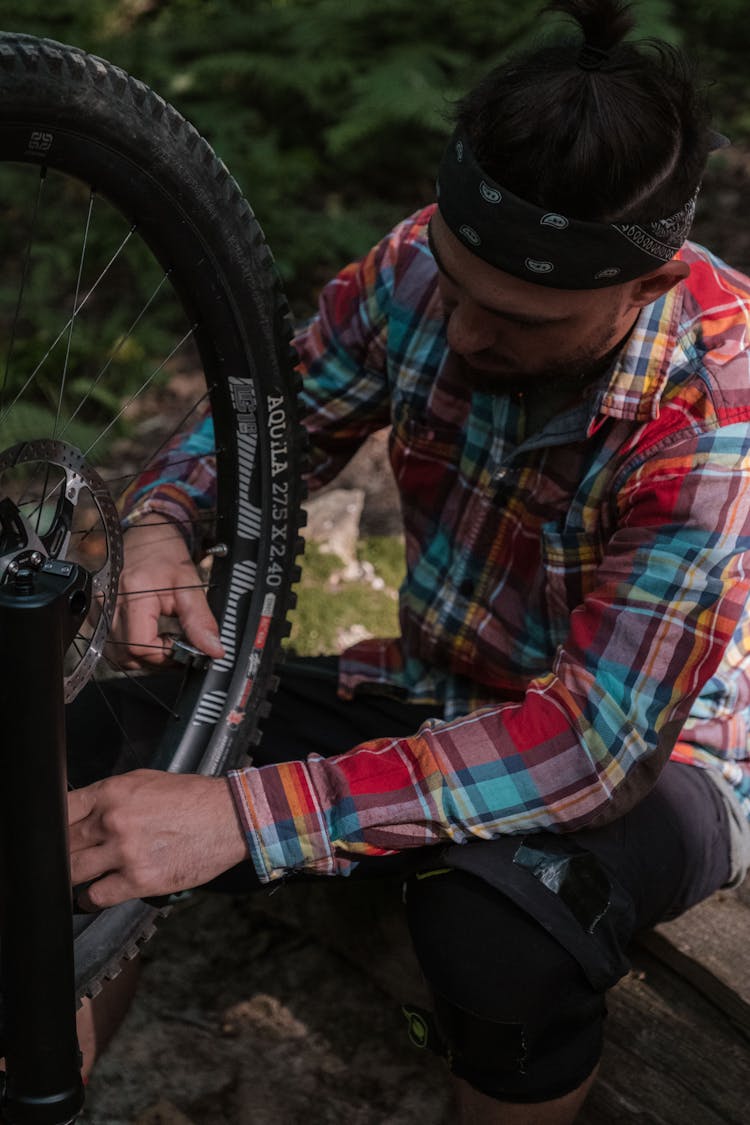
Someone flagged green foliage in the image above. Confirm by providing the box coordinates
[0,399,98,449]
[676,1,750,140]
[0,0,743,309]
[0,0,554,310]
[0,0,746,435]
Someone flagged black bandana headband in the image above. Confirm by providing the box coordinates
[436,130,700,289]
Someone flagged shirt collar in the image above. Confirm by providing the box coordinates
[587,277,685,435]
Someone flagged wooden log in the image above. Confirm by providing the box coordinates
[637,882,750,1037]
[579,948,750,1125]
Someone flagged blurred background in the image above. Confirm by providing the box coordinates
[1,0,749,315]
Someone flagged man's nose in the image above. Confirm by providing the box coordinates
[445,301,495,355]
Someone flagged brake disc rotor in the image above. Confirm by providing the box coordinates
[0,439,122,701]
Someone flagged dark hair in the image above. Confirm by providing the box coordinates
[455,0,711,223]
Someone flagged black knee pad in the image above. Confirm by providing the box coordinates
[404,868,606,1102]
[427,985,605,1102]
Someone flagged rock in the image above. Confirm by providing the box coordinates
[303,488,365,565]
[133,1098,196,1125]
[220,994,308,1041]
[324,429,403,538]
[335,623,374,649]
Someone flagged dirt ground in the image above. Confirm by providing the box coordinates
[82,881,454,1125]
[81,153,750,1124]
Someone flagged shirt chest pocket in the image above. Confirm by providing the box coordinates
[390,419,464,532]
[541,521,604,647]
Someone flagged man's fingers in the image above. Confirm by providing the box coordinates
[70,842,115,888]
[110,594,174,668]
[110,557,223,665]
[79,874,132,912]
[66,772,247,907]
[174,586,224,659]
[112,515,224,663]
[68,784,99,828]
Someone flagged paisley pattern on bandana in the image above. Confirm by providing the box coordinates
[437,130,697,289]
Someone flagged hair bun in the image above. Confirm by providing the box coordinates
[547,0,635,52]
[577,43,609,70]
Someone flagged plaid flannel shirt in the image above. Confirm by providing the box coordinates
[122,205,750,882]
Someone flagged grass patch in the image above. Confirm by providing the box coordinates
[357,535,406,590]
[297,540,344,584]
[286,536,404,657]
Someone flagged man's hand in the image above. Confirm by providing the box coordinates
[110,516,224,668]
[68,770,249,908]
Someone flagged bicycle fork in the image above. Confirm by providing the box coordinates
[0,562,90,1124]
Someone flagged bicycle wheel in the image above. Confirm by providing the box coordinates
[0,33,305,997]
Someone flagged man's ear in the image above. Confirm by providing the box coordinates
[627,259,690,309]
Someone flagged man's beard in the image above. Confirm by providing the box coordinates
[458,326,631,399]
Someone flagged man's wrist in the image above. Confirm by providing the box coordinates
[222,776,253,867]
[120,498,196,553]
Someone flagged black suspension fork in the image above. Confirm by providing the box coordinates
[0,561,90,1124]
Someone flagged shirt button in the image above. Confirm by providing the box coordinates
[495,467,508,481]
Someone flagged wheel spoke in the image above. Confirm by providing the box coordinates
[59,270,173,441]
[105,445,217,496]
[55,190,94,439]
[18,406,215,536]
[98,653,181,720]
[0,223,137,429]
[109,389,214,503]
[82,325,197,459]
[76,666,141,779]
[68,638,143,783]
[112,582,214,599]
[101,638,174,653]
[33,461,57,537]
[70,509,217,547]
[36,191,95,534]
[0,166,46,414]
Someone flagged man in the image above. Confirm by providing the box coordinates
[69,1,750,1120]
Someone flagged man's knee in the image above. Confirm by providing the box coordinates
[403,868,606,1102]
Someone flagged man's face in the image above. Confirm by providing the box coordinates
[429,211,642,396]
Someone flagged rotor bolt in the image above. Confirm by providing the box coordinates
[29,551,43,568]
[13,568,35,595]
[7,560,19,576]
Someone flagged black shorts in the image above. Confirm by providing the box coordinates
[69,656,734,1102]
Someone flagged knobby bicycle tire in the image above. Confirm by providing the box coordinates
[0,33,305,997]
